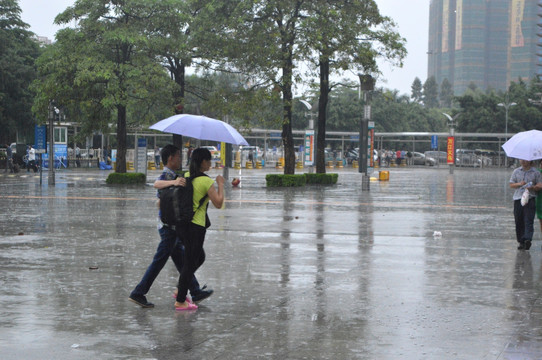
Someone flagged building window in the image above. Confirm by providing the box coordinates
[54,127,67,144]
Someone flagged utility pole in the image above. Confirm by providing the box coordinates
[48,101,55,185]
[359,74,375,191]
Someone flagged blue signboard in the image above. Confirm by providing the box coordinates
[42,144,68,168]
[431,135,438,150]
[35,125,46,151]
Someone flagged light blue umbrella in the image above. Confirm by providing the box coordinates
[502,130,542,161]
[149,114,249,146]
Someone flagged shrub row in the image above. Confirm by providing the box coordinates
[304,173,338,185]
[106,172,146,184]
[266,173,338,187]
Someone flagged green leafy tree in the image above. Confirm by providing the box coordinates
[423,76,439,108]
[41,0,174,173]
[439,78,453,108]
[411,77,422,103]
[224,0,307,174]
[302,0,406,173]
[145,0,235,152]
[0,0,40,144]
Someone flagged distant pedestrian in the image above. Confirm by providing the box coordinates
[509,160,542,250]
[248,149,254,167]
[186,146,193,166]
[385,151,391,167]
[5,144,14,173]
[103,146,108,163]
[27,145,37,173]
[154,146,160,167]
[75,145,81,168]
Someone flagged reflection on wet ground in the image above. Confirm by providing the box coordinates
[1,167,542,359]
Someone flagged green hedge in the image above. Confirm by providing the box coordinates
[305,173,338,185]
[106,172,146,184]
[266,174,306,187]
[266,173,338,187]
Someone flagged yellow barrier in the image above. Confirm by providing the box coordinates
[352,160,358,168]
[379,170,390,181]
[234,161,241,169]
[127,162,134,170]
[256,161,263,169]
[246,161,253,169]
[296,161,303,169]
[326,161,334,168]
[336,160,343,168]
[148,161,156,170]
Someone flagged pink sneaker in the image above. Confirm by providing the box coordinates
[175,302,198,311]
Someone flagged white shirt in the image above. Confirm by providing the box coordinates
[28,147,36,161]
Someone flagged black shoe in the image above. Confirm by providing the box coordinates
[518,242,526,250]
[129,294,154,308]
[525,241,532,250]
[191,286,214,304]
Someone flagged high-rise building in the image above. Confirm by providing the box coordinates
[428,0,540,95]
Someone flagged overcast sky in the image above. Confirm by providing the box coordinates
[18,0,429,97]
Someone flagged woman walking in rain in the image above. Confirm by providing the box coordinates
[175,148,224,310]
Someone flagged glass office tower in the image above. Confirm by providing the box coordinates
[428,0,539,95]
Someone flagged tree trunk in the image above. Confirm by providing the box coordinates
[170,57,186,167]
[282,66,295,175]
[115,104,127,173]
[316,59,330,174]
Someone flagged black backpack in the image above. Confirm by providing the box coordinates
[159,174,208,226]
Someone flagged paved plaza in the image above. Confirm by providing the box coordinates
[1,166,542,359]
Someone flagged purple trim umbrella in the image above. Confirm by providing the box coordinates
[149,114,249,146]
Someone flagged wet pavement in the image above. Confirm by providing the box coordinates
[1,166,542,359]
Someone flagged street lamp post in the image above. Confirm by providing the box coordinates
[359,74,375,191]
[48,101,55,185]
[497,95,516,167]
[443,112,460,175]
[300,99,316,173]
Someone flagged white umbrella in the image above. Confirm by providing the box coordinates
[149,114,249,146]
[502,130,542,161]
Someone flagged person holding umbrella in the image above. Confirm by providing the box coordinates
[129,145,213,308]
[509,159,542,250]
[174,148,224,311]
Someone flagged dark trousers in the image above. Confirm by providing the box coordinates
[27,160,37,172]
[5,158,14,172]
[514,198,536,243]
[176,223,206,302]
[131,226,200,297]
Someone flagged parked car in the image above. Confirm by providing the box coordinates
[474,149,496,166]
[345,149,358,164]
[201,145,220,159]
[424,151,448,164]
[455,149,482,167]
[412,152,436,166]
